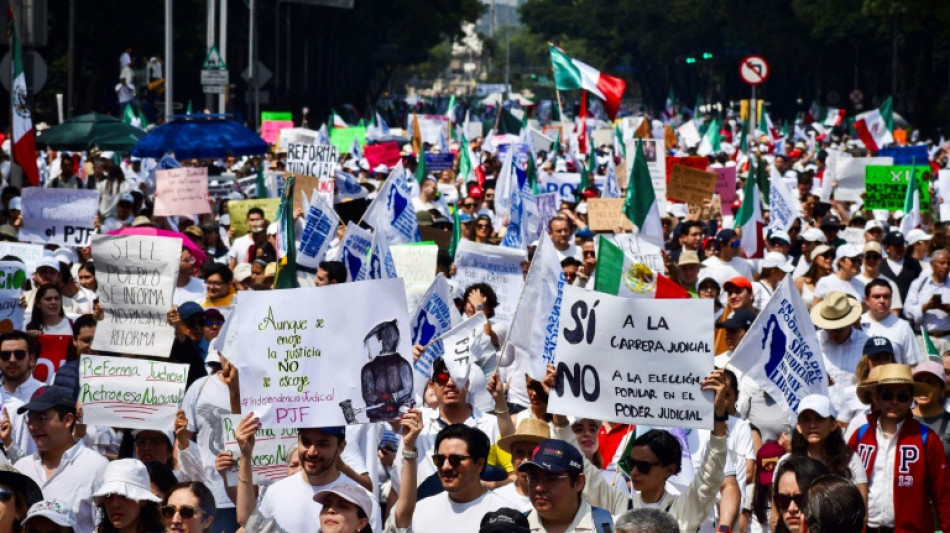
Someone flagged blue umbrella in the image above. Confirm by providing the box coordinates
[131,114,268,159]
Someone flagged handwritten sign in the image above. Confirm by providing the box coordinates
[221,414,298,485]
[286,142,338,180]
[865,165,931,212]
[364,142,402,169]
[390,242,439,310]
[0,262,25,333]
[0,243,44,276]
[686,194,723,222]
[287,173,335,213]
[261,120,294,144]
[91,235,181,357]
[154,167,211,216]
[229,278,413,429]
[229,198,281,237]
[668,165,718,206]
[453,240,526,325]
[712,166,737,212]
[19,188,98,248]
[79,355,189,430]
[587,198,633,232]
[549,285,715,430]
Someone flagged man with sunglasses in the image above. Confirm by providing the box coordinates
[849,364,950,533]
[14,385,108,533]
[701,230,753,294]
[0,331,42,404]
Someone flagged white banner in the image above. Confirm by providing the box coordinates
[296,191,340,269]
[549,286,715,430]
[834,156,893,202]
[286,142,338,180]
[0,262,25,332]
[539,172,607,204]
[19,188,99,248]
[391,243,438,310]
[91,235,182,357]
[768,170,801,232]
[727,277,828,426]
[0,243,44,276]
[79,355,189,430]
[435,312,488,391]
[230,278,413,429]
[221,414,298,485]
[335,222,373,282]
[453,240,526,325]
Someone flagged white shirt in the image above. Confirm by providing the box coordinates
[14,441,109,533]
[855,273,904,310]
[259,471,381,533]
[818,328,870,415]
[554,241,583,262]
[867,422,901,528]
[752,280,777,310]
[2,376,44,404]
[227,234,257,265]
[905,274,950,332]
[411,490,515,533]
[491,482,533,512]
[813,274,865,303]
[182,374,234,509]
[859,311,922,366]
[173,277,206,307]
[702,255,754,291]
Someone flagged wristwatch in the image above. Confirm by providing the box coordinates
[714,411,729,422]
[402,449,418,460]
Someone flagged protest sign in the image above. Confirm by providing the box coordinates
[865,165,931,212]
[79,355,189,430]
[297,191,340,270]
[587,198,633,231]
[686,195,722,222]
[548,285,715,429]
[591,128,613,149]
[664,155,707,181]
[712,166,737,211]
[728,277,827,425]
[878,145,929,166]
[834,157,893,202]
[0,243,43,276]
[154,167,211,217]
[230,278,413,429]
[608,234,664,274]
[668,165,718,205]
[0,261,25,333]
[329,126,367,155]
[529,128,554,155]
[287,173,334,213]
[466,121,483,140]
[364,142,402,169]
[540,173,606,204]
[417,115,449,145]
[286,141,338,181]
[336,222,374,282]
[532,193,559,241]
[34,334,70,383]
[410,275,460,383]
[261,120,294,144]
[434,313,488,391]
[453,240,526,325]
[261,111,293,123]
[424,153,454,172]
[769,172,801,232]
[229,198,281,237]
[91,235,181,357]
[19,188,98,248]
[221,414,298,485]
[390,242,439,310]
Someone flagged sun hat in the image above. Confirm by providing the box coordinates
[131,215,155,228]
[497,418,551,454]
[313,483,374,519]
[0,465,42,508]
[810,291,862,329]
[856,364,932,404]
[797,394,836,419]
[22,499,77,529]
[92,459,161,504]
[677,251,705,267]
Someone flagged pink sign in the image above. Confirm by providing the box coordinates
[261,120,294,144]
[713,166,737,212]
[154,167,212,216]
[364,142,402,169]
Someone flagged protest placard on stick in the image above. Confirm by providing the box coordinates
[154,167,211,217]
[391,242,439,310]
[19,188,99,247]
[587,198,633,232]
[667,165,718,205]
[229,198,281,237]
[91,235,181,357]
[221,414,298,485]
[79,355,189,430]
[286,141,338,180]
[0,261,25,333]
[453,240,526,325]
[865,165,931,212]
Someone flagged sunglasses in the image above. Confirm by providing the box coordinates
[433,372,452,386]
[462,202,476,208]
[0,350,27,361]
[476,223,491,229]
[583,251,596,258]
[727,240,741,249]
[620,457,662,474]
[161,505,199,520]
[878,389,912,403]
[0,488,12,502]
[775,493,805,511]
[432,453,472,468]
[865,254,882,261]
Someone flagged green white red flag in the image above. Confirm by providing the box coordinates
[549,44,626,120]
[8,9,38,186]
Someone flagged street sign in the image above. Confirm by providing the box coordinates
[739,55,769,86]
[201,69,229,85]
[203,84,226,95]
[202,45,226,70]
[242,61,272,90]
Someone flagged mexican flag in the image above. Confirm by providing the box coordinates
[854,105,894,153]
[594,237,689,299]
[8,12,38,186]
[823,108,846,127]
[549,44,626,120]
[273,176,299,289]
[331,110,348,128]
[697,117,721,156]
[735,160,765,258]
[899,162,921,238]
[623,140,663,242]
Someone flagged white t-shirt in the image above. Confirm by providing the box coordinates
[702,255,754,288]
[859,311,922,366]
[182,374,235,509]
[227,234,256,264]
[411,490,516,533]
[173,277,206,307]
[491,483,532,512]
[813,274,865,303]
[39,318,73,335]
[258,471,380,533]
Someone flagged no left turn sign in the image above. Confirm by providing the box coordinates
[739,55,769,86]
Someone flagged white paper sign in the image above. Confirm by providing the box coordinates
[768,172,800,232]
[0,243,44,276]
[435,313,487,391]
[834,157,893,202]
[391,243,438,310]
[453,240,526,325]
[19,188,99,248]
[79,355,189,430]
[231,278,413,429]
[91,235,182,357]
[221,414,298,485]
[286,142,339,180]
[540,172,607,204]
[0,261,25,331]
[549,286,715,430]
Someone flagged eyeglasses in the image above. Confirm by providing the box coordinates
[583,251,596,258]
[432,372,452,387]
[161,505,199,520]
[26,413,56,425]
[524,473,570,486]
[775,492,805,511]
[0,488,12,502]
[432,454,472,468]
[476,223,491,229]
[878,389,912,403]
[620,457,663,474]
[0,350,28,361]
[462,202,476,208]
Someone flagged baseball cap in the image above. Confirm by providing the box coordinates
[313,483,373,520]
[468,185,484,199]
[801,227,827,243]
[35,256,60,272]
[723,276,753,292]
[177,301,206,321]
[480,508,530,533]
[715,229,737,244]
[882,231,905,247]
[118,193,135,205]
[864,336,894,358]
[820,214,843,229]
[768,230,791,244]
[913,360,947,385]
[835,244,863,261]
[715,308,757,331]
[373,164,389,174]
[864,219,885,232]
[314,426,346,439]
[810,244,832,261]
[756,441,786,485]
[22,500,77,529]
[761,252,794,273]
[907,229,933,245]
[17,386,75,414]
[863,241,882,255]
[8,197,21,211]
[458,212,474,223]
[233,263,253,283]
[797,394,836,419]
[517,439,583,476]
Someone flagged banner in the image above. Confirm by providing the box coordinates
[221,414,298,485]
[833,157,892,202]
[865,165,931,212]
[540,172,606,204]
[79,355,189,430]
[453,240,526,325]
[286,141,338,181]
[668,165,718,205]
[229,278,412,428]
[712,166,737,212]
[328,127,367,155]
[878,145,929,166]
[549,286,715,430]
[362,165,420,245]
[297,191,340,269]
[434,313,488,391]
[410,275,460,382]
[0,243,43,276]
[424,153,454,172]
[587,198,633,232]
[154,167,211,217]
[417,115,450,145]
[727,277,827,425]
[229,198,281,237]
[91,235,181,357]
[390,242,439,310]
[769,171,801,232]
[19,188,98,248]
[0,261,25,333]
[364,142,402,169]
[336,222,373,282]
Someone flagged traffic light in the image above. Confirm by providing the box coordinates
[686,57,696,64]
[702,52,713,59]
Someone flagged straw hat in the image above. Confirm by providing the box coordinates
[810,291,862,329]
[497,418,551,454]
[857,364,932,405]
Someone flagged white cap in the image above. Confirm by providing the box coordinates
[835,244,863,261]
[267,222,278,236]
[53,247,78,266]
[22,500,77,529]
[762,252,794,273]
[7,197,21,211]
[797,394,836,419]
[864,219,885,231]
[373,164,389,174]
[768,230,791,244]
[907,228,933,245]
[233,263,253,283]
[36,256,60,271]
[801,227,826,243]
[576,202,588,215]
[314,483,375,519]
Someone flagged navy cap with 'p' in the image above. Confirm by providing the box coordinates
[516,438,583,476]
[17,386,75,415]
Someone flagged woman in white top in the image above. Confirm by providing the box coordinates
[25,284,72,336]
[795,246,833,310]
